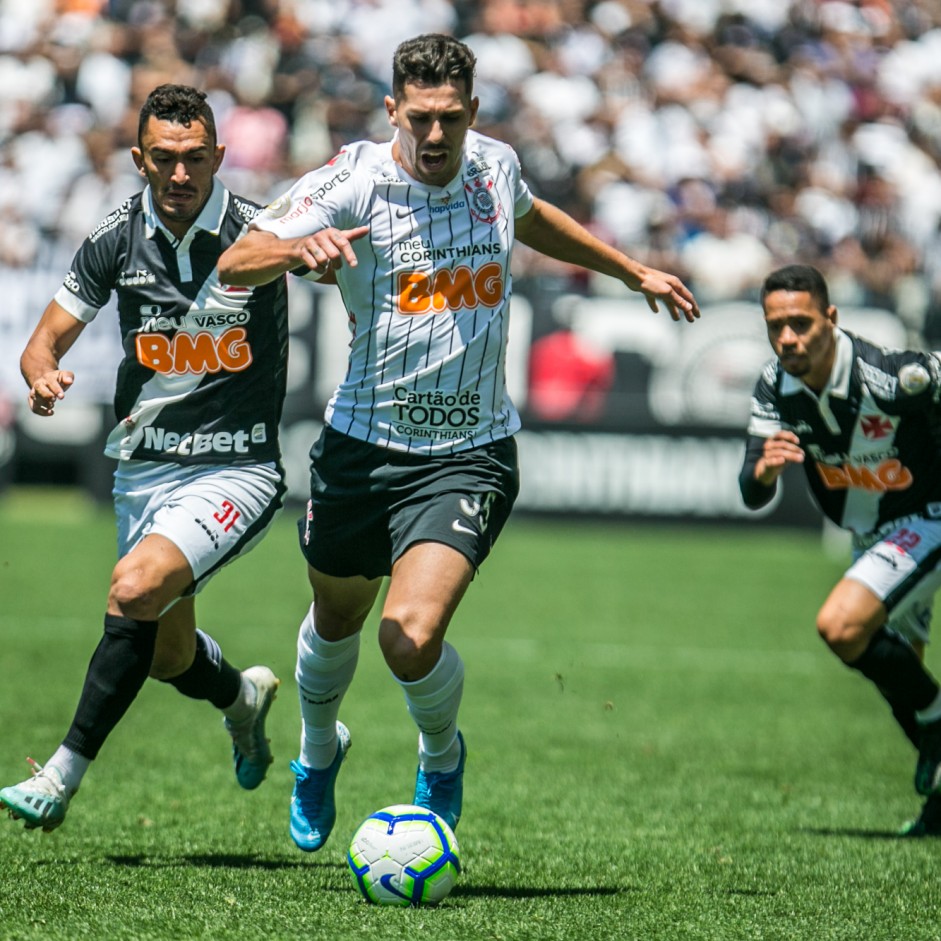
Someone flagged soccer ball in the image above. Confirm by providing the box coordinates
[347,804,461,907]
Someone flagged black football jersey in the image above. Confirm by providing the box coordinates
[739,329,941,535]
[54,180,288,466]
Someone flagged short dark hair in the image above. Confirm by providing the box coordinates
[138,84,217,147]
[391,34,476,100]
[760,264,830,313]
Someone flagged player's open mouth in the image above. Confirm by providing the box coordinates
[420,152,448,173]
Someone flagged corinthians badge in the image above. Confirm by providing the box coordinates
[465,177,502,224]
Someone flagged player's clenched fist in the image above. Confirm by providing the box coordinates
[754,430,804,486]
[28,370,74,416]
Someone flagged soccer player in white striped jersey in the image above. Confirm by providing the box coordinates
[219,33,700,850]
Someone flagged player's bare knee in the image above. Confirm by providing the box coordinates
[378,619,439,681]
[378,626,419,674]
[816,610,866,661]
[108,566,163,621]
[311,604,367,642]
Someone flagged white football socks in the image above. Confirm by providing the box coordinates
[295,604,360,770]
[221,672,259,725]
[44,745,90,797]
[397,641,464,773]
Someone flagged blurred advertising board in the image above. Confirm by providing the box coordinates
[1,272,910,527]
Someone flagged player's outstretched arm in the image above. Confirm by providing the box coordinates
[219,225,370,286]
[515,197,700,323]
[20,300,85,417]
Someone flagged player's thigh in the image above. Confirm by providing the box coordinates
[298,428,394,580]
[379,542,474,677]
[307,564,383,639]
[846,518,941,646]
[817,576,886,644]
[299,429,518,581]
[388,437,519,572]
[115,461,285,597]
[111,532,196,610]
[383,541,475,642]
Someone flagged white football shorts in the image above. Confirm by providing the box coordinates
[113,459,285,595]
[846,516,941,644]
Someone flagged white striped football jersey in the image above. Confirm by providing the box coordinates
[253,129,534,454]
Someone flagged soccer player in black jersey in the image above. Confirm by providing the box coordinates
[740,263,941,836]
[0,85,289,832]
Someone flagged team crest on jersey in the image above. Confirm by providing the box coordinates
[465,178,501,224]
[860,414,895,440]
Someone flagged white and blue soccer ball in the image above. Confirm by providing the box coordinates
[347,804,461,907]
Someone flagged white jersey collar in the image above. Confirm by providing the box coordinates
[142,177,229,242]
[780,327,852,399]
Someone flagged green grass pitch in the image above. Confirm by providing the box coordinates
[0,488,938,941]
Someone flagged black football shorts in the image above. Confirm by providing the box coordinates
[298,425,519,579]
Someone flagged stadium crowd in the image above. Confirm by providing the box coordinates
[3,0,941,340]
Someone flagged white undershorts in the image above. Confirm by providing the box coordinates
[113,460,284,596]
[846,516,941,644]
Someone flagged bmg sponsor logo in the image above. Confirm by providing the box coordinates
[816,458,913,493]
[136,328,253,375]
[396,263,504,315]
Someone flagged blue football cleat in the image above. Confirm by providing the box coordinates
[413,731,466,831]
[290,721,351,852]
